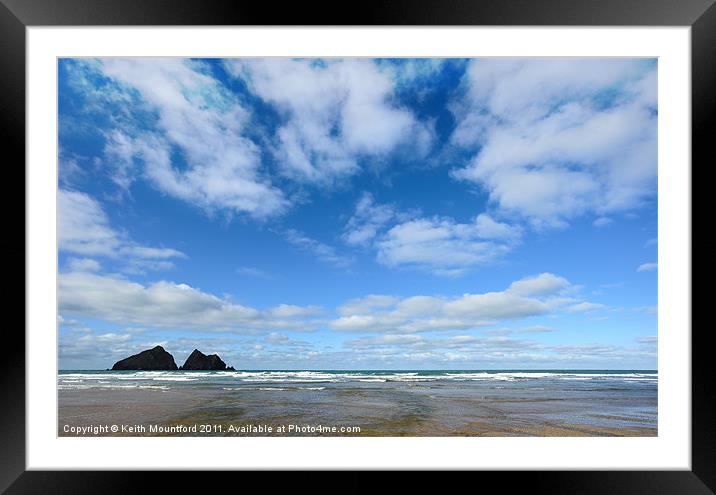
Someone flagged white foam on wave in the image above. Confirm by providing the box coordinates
[222,386,326,391]
[445,372,657,382]
[58,383,169,390]
[153,376,199,381]
[59,370,658,387]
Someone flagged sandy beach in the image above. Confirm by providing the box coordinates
[58,370,657,437]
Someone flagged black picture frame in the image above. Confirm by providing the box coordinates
[2,0,709,492]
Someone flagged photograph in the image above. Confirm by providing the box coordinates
[1,0,708,485]
[56,57,659,438]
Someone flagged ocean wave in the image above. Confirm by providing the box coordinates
[58,383,170,390]
[59,370,657,387]
[445,372,657,382]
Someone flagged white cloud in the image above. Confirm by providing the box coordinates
[566,302,606,313]
[265,332,291,345]
[474,213,522,240]
[267,304,322,318]
[60,330,138,365]
[226,59,433,185]
[59,189,120,257]
[634,305,657,316]
[62,59,135,121]
[66,257,101,272]
[593,217,613,228]
[262,332,312,348]
[378,59,449,86]
[59,189,185,269]
[57,269,631,367]
[375,214,518,276]
[443,292,548,320]
[337,295,400,316]
[122,260,178,275]
[340,193,520,276]
[484,325,554,336]
[78,332,132,345]
[58,271,321,333]
[120,245,185,260]
[524,326,554,334]
[331,272,575,334]
[284,229,354,268]
[59,329,263,369]
[452,59,657,228]
[342,332,656,368]
[342,193,397,247]
[89,59,288,219]
[507,273,571,297]
[58,269,595,348]
[637,262,658,272]
[58,154,86,188]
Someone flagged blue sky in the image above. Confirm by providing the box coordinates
[57,58,658,370]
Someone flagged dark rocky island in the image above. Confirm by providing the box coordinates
[111,345,178,371]
[180,349,232,370]
[110,346,234,371]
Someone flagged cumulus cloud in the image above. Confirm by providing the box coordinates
[637,262,658,272]
[59,189,121,257]
[267,304,322,318]
[59,189,185,270]
[337,295,400,317]
[58,269,602,339]
[593,217,613,228]
[451,58,657,228]
[566,302,606,313]
[66,257,102,273]
[58,271,322,333]
[225,59,433,185]
[57,269,625,368]
[80,58,289,219]
[66,59,437,222]
[375,214,520,276]
[340,192,521,276]
[507,273,571,297]
[330,272,583,333]
[473,213,522,240]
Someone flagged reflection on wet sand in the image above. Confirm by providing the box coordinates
[59,374,657,437]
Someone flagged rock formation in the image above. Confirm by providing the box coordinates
[111,345,178,371]
[180,349,230,370]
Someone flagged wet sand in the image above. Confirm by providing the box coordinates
[59,380,657,437]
